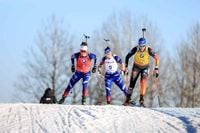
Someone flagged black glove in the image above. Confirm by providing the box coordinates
[71,65,75,73]
[98,65,102,74]
[92,66,96,73]
[124,68,129,75]
[58,96,66,104]
[153,67,159,78]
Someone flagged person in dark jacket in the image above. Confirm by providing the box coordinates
[40,88,57,104]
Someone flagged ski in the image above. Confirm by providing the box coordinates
[125,101,152,108]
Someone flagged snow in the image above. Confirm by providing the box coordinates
[0,104,199,133]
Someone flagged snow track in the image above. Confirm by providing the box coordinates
[0,104,199,133]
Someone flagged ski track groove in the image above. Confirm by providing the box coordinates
[1,105,21,132]
[71,106,101,133]
[35,105,50,133]
[153,108,200,133]
[121,107,187,133]
[64,105,126,133]
[40,105,67,133]
[67,106,84,132]
[75,106,114,132]
[146,109,185,132]
[56,106,69,132]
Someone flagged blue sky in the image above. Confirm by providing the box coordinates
[0,0,200,103]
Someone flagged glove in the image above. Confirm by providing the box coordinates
[153,66,159,78]
[71,65,75,73]
[92,66,97,73]
[120,70,125,76]
[124,68,129,75]
[58,96,66,104]
[98,65,102,74]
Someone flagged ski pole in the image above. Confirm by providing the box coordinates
[152,77,161,107]
[156,78,161,107]
[124,70,129,88]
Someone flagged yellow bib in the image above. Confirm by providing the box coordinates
[134,46,150,66]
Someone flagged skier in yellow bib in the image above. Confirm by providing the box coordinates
[124,37,159,107]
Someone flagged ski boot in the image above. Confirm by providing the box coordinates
[139,94,145,107]
[107,101,111,105]
[58,96,66,104]
[82,96,86,105]
[123,94,131,106]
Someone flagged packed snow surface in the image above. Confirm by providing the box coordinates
[0,104,199,133]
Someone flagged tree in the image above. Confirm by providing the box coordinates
[14,16,74,102]
[175,22,200,107]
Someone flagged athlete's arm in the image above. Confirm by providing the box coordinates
[89,53,97,67]
[71,52,79,65]
[114,55,125,71]
[125,47,137,68]
[148,47,159,67]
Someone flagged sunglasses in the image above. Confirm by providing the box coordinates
[139,45,145,48]
[80,50,87,53]
[105,50,111,54]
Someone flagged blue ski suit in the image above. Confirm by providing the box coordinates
[63,52,97,98]
[99,55,127,104]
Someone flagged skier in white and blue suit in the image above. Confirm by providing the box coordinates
[98,46,128,104]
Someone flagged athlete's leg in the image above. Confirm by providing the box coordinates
[139,68,149,105]
[105,74,113,104]
[63,72,82,97]
[58,72,82,104]
[113,72,127,96]
[82,72,91,105]
[124,67,140,104]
